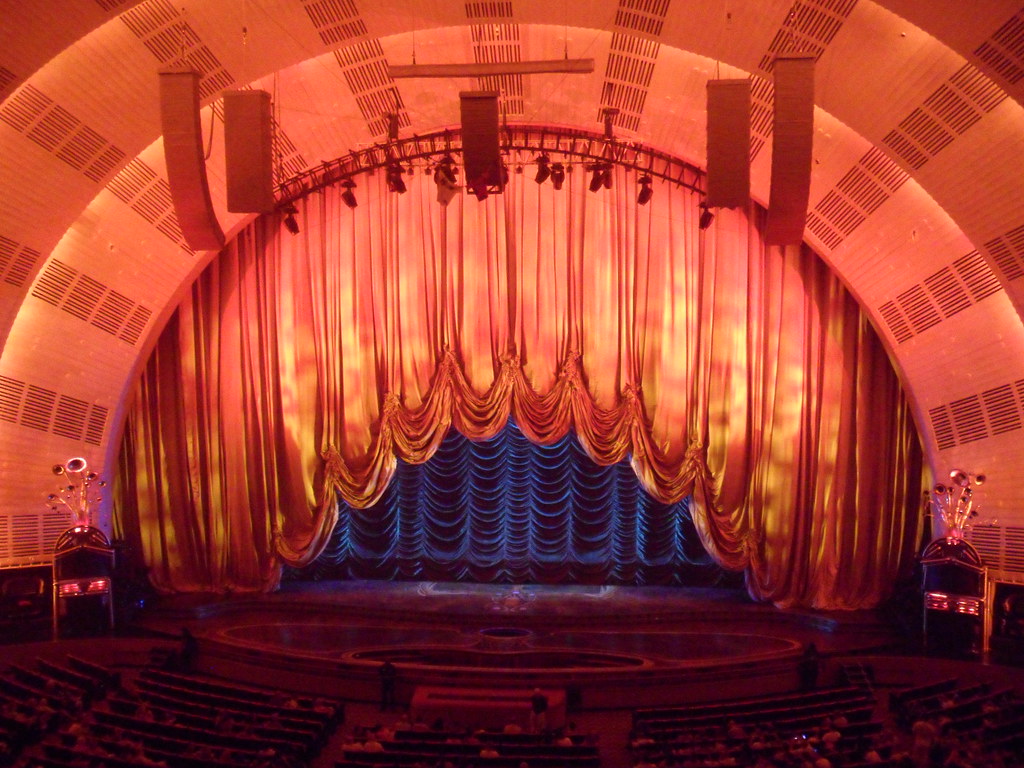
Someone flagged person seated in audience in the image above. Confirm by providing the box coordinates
[479,744,500,758]
[553,728,573,747]
[726,719,746,740]
[503,720,523,734]
[363,734,384,752]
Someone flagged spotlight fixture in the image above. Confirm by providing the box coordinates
[386,164,407,194]
[550,163,565,190]
[637,175,653,205]
[534,154,551,184]
[434,155,458,186]
[698,202,715,230]
[434,156,460,206]
[282,204,300,235]
[341,179,357,209]
[588,163,610,193]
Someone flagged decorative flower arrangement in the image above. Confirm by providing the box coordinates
[46,457,106,528]
[932,469,985,540]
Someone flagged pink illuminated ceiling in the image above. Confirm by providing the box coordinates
[1,0,1024,571]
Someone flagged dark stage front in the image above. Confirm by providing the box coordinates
[137,580,901,710]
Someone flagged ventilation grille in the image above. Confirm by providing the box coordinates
[301,0,367,46]
[94,0,133,11]
[877,250,1003,344]
[470,13,525,118]
[30,259,153,345]
[599,31,662,133]
[120,0,233,101]
[0,65,17,101]
[974,7,1024,86]
[0,84,126,184]
[107,159,194,255]
[465,1,514,19]
[882,64,1006,170]
[334,40,410,138]
[969,525,1024,575]
[984,223,1024,282]
[0,236,43,288]
[749,0,858,159]
[614,0,672,37]
[1,511,77,566]
[757,0,857,74]
[928,379,1024,450]
[805,147,909,250]
[0,376,108,446]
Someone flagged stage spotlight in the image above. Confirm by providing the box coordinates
[550,163,565,190]
[534,154,551,184]
[282,204,300,235]
[435,155,458,186]
[434,158,460,206]
[698,202,715,230]
[588,163,609,193]
[340,179,357,209]
[637,175,653,205]
[386,164,407,194]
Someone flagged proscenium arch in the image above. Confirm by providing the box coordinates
[1,0,1024,571]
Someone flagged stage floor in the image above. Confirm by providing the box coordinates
[138,580,902,676]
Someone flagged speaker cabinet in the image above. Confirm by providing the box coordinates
[706,79,750,209]
[460,91,504,198]
[158,68,225,251]
[224,89,275,213]
[765,54,815,246]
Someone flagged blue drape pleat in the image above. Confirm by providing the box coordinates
[287,419,733,586]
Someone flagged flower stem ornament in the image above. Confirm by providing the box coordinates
[47,457,106,527]
[932,469,985,540]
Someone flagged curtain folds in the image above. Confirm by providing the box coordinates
[115,166,922,607]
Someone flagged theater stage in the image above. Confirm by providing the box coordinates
[134,581,904,710]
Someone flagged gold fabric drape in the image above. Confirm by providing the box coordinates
[115,166,922,607]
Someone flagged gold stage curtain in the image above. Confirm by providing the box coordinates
[115,167,922,606]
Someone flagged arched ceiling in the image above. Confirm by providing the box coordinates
[2,0,1024,569]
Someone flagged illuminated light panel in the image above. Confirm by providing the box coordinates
[924,591,950,610]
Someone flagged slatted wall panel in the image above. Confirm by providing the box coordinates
[974,7,1024,86]
[301,0,368,46]
[882,64,1006,171]
[0,84,126,183]
[120,0,233,100]
[748,0,858,159]
[467,3,524,117]
[598,0,667,134]
[0,65,18,101]
[0,236,44,288]
[29,259,153,345]
[1,511,77,568]
[876,250,1003,345]
[107,159,194,254]
[0,376,108,446]
[805,147,909,249]
[984,223,1024,283]
[334,40,410,138]
[969,525,1024,576]
[928,378,1024,450]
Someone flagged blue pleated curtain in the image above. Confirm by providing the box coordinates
[285,418,733,586]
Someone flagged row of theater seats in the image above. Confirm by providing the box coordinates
[0,653,117,765]
[2,650,343,768]
[337,725,601,768]
[889,676,1024,755]
[629,684,888,768]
